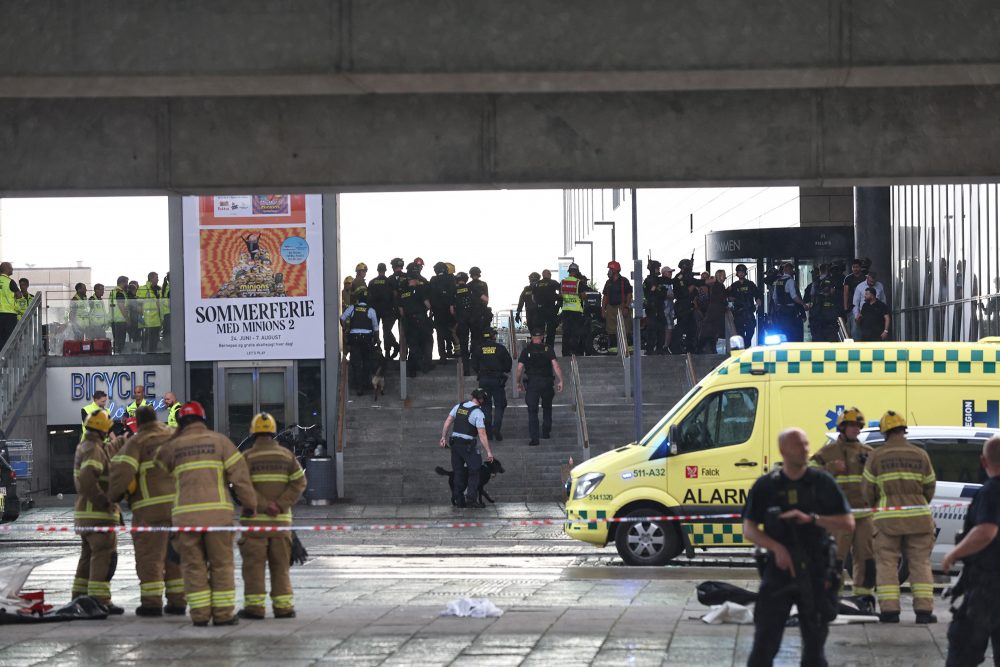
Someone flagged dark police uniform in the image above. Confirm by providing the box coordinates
[468,277,490,341]
[472,336,513,439]
[448,401,486,507]
[946,474,1000,667]
[454,281,476,373]
[367,275,397,357]
[517,283,539,332]
[730,277,761,348]
[642,271,665,354]
[341,301,378,393]
[398,281,432,376]
[531,277,561,347]
[744,467,850,667]
[518,341,557,443]
[671,269,702,353]
[805,274,839,343]
[384,269,407,355]
[772,273,804,343]
[429,272,457,360]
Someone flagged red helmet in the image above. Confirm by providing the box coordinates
[178,401,206,420]
[607,260,621,272]
[123,417,138,434]
[413,257,425,267]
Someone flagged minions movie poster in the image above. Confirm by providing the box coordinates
[182,195,324,361]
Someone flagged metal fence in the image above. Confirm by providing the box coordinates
[0,293,45,432]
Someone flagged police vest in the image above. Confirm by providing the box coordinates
[167,402,181,429]
[561,276,583,313]
[367,277,394,308]
[454,285,473,314]
[399,288,424,316]
[88,297,108,327]
[350,304,375,332]
[520,285,536,310]
[773,275,794,307]
[0,277,17,316]
[109,287,128,324]
[469,279,488,310]
[533,279,560,310]
[160,282,170,316]
[135,283,162,327]
[731,280,757,310]
[452,402,482,439]
[70,294,91,326]
[429,274,456,310]
[523,343,554,378]
[478,342,506,374]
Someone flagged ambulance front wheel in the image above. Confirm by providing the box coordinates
[614,508,682,566]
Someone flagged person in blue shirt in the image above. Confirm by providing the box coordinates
[438,389,494,508]
[340,289,380,396]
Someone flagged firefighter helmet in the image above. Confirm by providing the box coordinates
[879,410,907,433]
[84,410,113,433]
[250,412,278,435]
[837,407,866,430]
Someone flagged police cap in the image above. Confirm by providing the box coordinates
[530,328,545,338]
[484,327,497,339]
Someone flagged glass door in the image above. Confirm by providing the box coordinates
[219,363,294,444]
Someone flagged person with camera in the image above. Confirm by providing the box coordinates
[743,428,855,667]
[809,407,877,614]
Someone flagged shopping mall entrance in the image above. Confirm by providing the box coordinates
[217,362,293,443]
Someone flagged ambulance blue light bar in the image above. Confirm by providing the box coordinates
[763,334,787,345]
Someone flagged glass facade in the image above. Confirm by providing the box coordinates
[892,184,1000,342]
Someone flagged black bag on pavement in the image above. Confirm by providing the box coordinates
[696,580,758,606]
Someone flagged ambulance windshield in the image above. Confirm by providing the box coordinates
[639,384,702,448]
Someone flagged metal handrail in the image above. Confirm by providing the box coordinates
[507,311,520,399]
[0,293,45,432]
[569,355,591,460]
[334,359,349,499]
[615,308,631,398]
[684,352,698,390]
[398,324,408,400]
[837,316,851,341]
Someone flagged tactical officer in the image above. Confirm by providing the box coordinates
[471,328,513,441]
[155,402,257,626]
[943,436,1000,666]
[383,258,407,359]
[468,267,490,341]
[439,388,495,508]
[515,272,540,332]
[729,264,762,348]
[809,407,876,614]
[560,263,587,357]
[107,405,185,616]
[805,264,839,343]
[516,329,565,446]
[72,409,124,613]
[368,263,399,359]
[642,260,665,355]
[411,259,435,365]
[454,272,476,374]
[340,289,380,395]
[429,262,458,361]
[862,411,937,623]
[671,259,702,353]
[743,428,855,667]
[771,262,806,343]
[398,264,433,378]
[238,412,307,620]
[602,261,633,354]
[532,269,561,347]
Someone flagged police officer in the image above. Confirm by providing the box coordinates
[809,407,876,614]
[771,262,806,343]
[73,410,125,613]
[468,267,490,341]
[429,262,458,361]
[238,412,307,620]
[671,258,702,353]
[805,264,839,343]
[560,263,587,357]
[943,436,1000,666]
[729,264,762,348]
[107,405,185,616]
[340,288,380,395]
[516,272,541,333]
[862,411,937,623]
[411,259,435,365]
[471,328,513,441]
[384,258,407,359]
[642,260,665,355]
[516,329,565,446]
[532,269,561,347]
[438,389,495,508]
[454,272,476,374]
[398,264,433,378]
[743,427,855,666]
[368,263,398,359]
[154,402,257,626]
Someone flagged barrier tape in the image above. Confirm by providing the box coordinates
[0,502,970,534]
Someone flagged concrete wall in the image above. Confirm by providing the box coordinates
[3,368,48,495]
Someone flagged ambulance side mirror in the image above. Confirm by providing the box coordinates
[669,424,680,455]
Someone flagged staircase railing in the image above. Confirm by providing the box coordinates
[837,316,851,341]
[0,293,44,433]
[334,358,349,499]
[615,308,632,398]
[398,325,408,400]
[684,352,698,390]
[569,355,591,461]
[507,311,520,399]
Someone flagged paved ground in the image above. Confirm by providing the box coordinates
[0,501,974,666]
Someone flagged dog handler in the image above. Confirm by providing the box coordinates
[439,388,494,508]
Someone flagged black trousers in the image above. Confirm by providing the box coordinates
[111,323,128,354]
[537,308,559,347]
[946,581,1000,667]
[450,439,481,504]
[524,376,554,441]
[673,309,697,353]
[560,311,585,357]
[734,311,756,348]
[348,334,374,392]
[478,375,507,437]
[748,567,829,667]
[773,307,803,343]
[0,312,17,351]
[403,314,431,373]
[456,317,473,371]
[377,308,399,356]
[432,308,454,358]
[645,312,665,354]
[524,307,539,333]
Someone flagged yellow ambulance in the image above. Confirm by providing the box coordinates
[564,340,1000,565]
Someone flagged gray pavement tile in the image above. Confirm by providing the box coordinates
[449,656,526,667]
[237,661,315,667]
[591,649,665,667]
[664,647,734,664]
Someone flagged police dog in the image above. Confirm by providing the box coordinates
[371,347,386,401]
[435,458,505,505]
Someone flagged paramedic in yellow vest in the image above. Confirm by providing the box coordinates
[80,391,109,430]
[155,402,257,626]
[107,405,187,616]
[88,283,108,340]
[135,271,162,353]
[0,262,20,350]
[560,263,587,357]
[109,275,129,354]
[127,384,150,417]
[73,409,124,613]
[809,407,876,615]
[238,412,307,620]
[164,391,181,429]
[862,411,938,624]
[69,282,90,341]
[14,277,30,321]
[160,272,171,348]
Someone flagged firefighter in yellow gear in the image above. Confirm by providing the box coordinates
[237,412,307,620]
[862,411,937,624]
[809,407,876,612]
[155,402,256,626]
[72,410,124,613]
[107,405,186,617]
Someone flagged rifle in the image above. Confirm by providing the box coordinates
[764,507,839,625]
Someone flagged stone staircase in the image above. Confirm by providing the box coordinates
[340,353,725,503]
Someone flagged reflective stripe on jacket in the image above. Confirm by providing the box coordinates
[240,436,307,527]
[862,436,936,534]
[809,436,875,516]
[561,276,583,313]
[107,422,175,523]
[74,432,120,525]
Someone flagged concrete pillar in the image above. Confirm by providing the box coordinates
[167,196,186,401]
[321,194,342,492]
[799,187,854,227]
[854,187,893,304]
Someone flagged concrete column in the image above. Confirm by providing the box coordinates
[854,187,893,303]
[321,194,342,493]
[799,187,853,227]
[167,196,186,401]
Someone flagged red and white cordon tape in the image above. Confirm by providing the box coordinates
[0,502,970,534]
